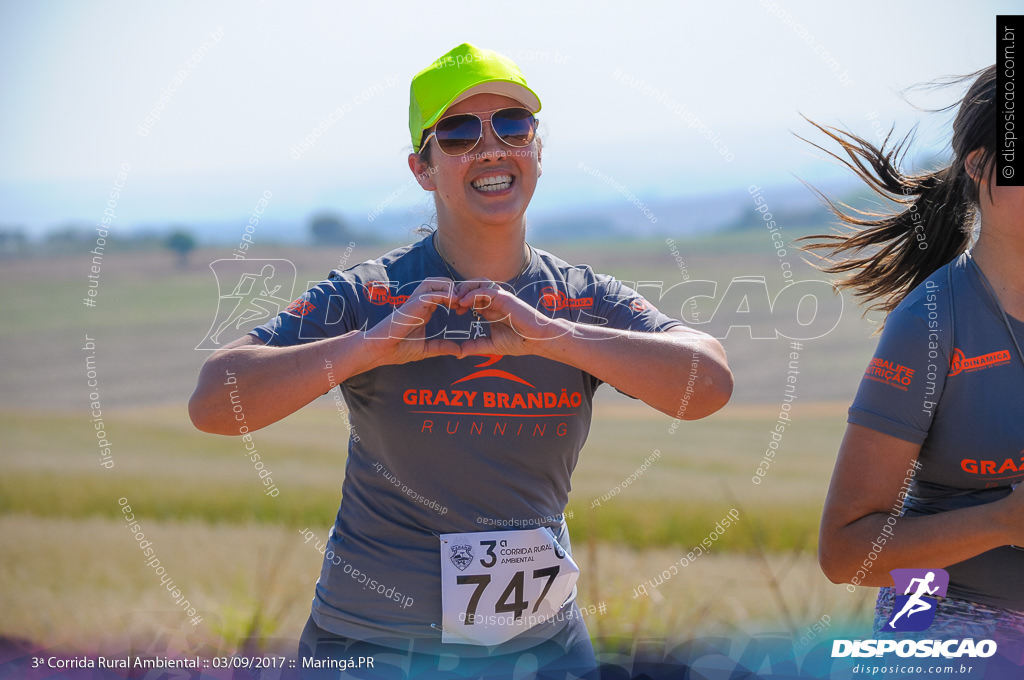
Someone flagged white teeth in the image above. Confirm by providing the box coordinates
[472,175,513,192]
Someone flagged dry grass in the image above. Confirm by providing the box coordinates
[0,515,876,655]
[0,240,885,655]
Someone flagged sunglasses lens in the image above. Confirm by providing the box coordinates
[434,114,481,155]
[492,108,536,147]
[429,108,537,156]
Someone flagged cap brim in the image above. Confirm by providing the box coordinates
[424,81,541,130]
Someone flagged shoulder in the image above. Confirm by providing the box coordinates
[876,258,962,357]
[888,258,958,325]
[327,238,431,287]
[530,246,619,289]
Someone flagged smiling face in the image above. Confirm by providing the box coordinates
[408,92,542,232]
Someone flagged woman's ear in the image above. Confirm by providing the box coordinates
[536,138,543,178]
[409,153,437,191]
[964,148,988,185]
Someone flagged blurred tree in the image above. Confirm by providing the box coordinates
[0,227,28,257]
[45,224,91,252]
[309,213,354,245]
[166,228,197,268]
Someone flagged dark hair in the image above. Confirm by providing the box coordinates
[798,65,997,317]
[412,139,437,236]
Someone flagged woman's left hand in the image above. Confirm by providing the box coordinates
[451,280,569,358]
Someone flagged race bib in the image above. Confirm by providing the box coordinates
[439,527,579,646]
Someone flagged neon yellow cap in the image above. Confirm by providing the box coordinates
[409,43,541,153]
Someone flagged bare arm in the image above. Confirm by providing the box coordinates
[818,423,1022,586]
[189,331,374,434]
[188,278,461,434]
[533,324,731,419]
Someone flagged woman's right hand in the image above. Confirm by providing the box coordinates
[190,278,464,434]
[363,277,464,367]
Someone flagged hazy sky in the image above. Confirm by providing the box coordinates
[0,0,1010,234]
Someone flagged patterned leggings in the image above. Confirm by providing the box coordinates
[874,586,1024,664]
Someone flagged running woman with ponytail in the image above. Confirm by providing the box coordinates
[804,65,1024,649]
[189,43,732,678]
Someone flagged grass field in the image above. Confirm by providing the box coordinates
[0,401,876,654]
[0,236,885,654]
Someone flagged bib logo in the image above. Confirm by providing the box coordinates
[886,568,948,632]
[449,544,473,571]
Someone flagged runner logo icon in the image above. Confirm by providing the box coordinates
[195,259,297,350]
[885,568,949,632]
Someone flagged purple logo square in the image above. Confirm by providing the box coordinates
[885,568,949,632]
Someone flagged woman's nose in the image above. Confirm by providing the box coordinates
[473,119,508,159]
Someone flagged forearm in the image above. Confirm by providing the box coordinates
[535,321,733,419]
[820,501,1013,587]
[188,331,381,434]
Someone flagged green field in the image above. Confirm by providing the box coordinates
[0,235,884,654]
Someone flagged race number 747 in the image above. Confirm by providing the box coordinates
[458,560,560,624]
[439,527,580,645]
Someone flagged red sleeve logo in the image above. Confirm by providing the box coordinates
[539,287,593,311]
[284,298,316,317]
[864,357,914,390]
[949,348,1012,376]
[364,281,410,306]
[629,297,650,313]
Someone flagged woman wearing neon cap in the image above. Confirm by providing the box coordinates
[804,65,1024,651]
[190,43,733,677]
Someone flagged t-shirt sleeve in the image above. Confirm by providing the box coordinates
[249,273,363,347]
[848,306,943,445]
[590,276,684,333]
[578,276,685,396]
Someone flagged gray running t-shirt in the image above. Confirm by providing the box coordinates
[848,252,1024,611]
[250,236,681,648]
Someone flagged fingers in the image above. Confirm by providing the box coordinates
[421,337,464,359]
[453,284,570,343]
[456,336,497,357]
[417,277,459,306]
[368,279,455,341]
[452,282,510,320]
[458,322,530,358]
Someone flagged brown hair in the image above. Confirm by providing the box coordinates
[798,65,997,317]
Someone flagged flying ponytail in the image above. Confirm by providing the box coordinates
[799,65,997,318]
